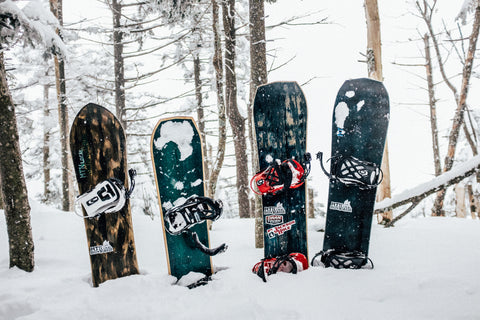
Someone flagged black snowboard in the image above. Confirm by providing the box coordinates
[253,81,308,259]
[322,78,389,257]
[70,103,139,287]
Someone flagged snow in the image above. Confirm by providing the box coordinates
[1,200,480,320]
[334,101,349,129]
[153,121,194,161]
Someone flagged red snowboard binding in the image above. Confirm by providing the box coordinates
[252,252,309,282]
[250,153,311,196]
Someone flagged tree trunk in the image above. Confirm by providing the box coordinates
[424,33,442,177]
[193,54,210,188]
[112,0,127,129]
[467,183,479,218]
[43,79,52,202]
[249,0,268,245]
[50,0,72,211]
[222,0,250,218]
[307,187,315,218]
[0,52,34,272]
[455,183,467,218]
[432,0,480,216]
[364,0,392,223]
[208,0,227,198]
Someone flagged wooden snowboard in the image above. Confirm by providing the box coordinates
[151,116,213,279]
[70,103,139,287]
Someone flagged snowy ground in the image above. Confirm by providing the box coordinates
[1,201,480,320]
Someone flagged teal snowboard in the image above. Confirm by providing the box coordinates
[151,117,213,280]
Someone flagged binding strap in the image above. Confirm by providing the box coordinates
[311,249,374,269]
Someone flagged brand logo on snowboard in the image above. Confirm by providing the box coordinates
[265,214,284,225]
[267,220,296,239]
[89,240,114,255]
[78,149,88,179]
[264,203,286,215]
[330,200,352,213]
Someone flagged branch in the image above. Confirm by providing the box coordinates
[375,154,480,219]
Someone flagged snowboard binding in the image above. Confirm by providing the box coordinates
[311,249,374,269]
[164,195,223,235]
[250,153,311,196]
[317,152,383,189]
[252,252,308,282]
[165,195,227,256]
[75,169,137,219]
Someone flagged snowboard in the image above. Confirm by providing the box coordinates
[322,78,389,259]
[151,117,213,280]
[253,81,308,259]
[70,103,139,287]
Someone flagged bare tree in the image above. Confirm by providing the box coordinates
[415,0,480,216]
[50,0,73,211]
[364,0,392,223]
[208,0,227,198]
[0,52,34,272]
[249,0,268,246]
[222,0,250,218]
[423,33,442,177]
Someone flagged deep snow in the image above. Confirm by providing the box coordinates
[1,201,479,320]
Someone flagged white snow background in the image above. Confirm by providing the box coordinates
[2,0,480,319]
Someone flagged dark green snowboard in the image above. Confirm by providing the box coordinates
[322,78,389,257]
[151,117,213,279]
[70,103,139,287]
[253,81,309,259]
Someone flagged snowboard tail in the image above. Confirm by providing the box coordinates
[253,81,308,259]
[70,103,139,287]
[321,78,389,263]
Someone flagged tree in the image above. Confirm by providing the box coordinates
[415,0,480,216]
[222,0,250,218]
[249,0,268,246]
[49,0,73,212]
[0,0,65,271]
[364,0,392,223]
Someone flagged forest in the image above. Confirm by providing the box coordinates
[1,0,480,318]
[1,0,480,298]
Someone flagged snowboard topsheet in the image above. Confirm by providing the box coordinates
[323,78,389,256]
[70,103,139,287]
[151,117,213,279]
[253,81,308,259]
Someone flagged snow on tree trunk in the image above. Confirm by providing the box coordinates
[0,52,34,272]
[208,0,227,199]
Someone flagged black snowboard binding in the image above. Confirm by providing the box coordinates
[311,249,374,269]
[75,169,136,218]
[165,195,227,256]
[317,152,382,190]
[164,195,223,235]
[250,153,311,196]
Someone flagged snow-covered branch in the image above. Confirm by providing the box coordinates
[374,155,480,223]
